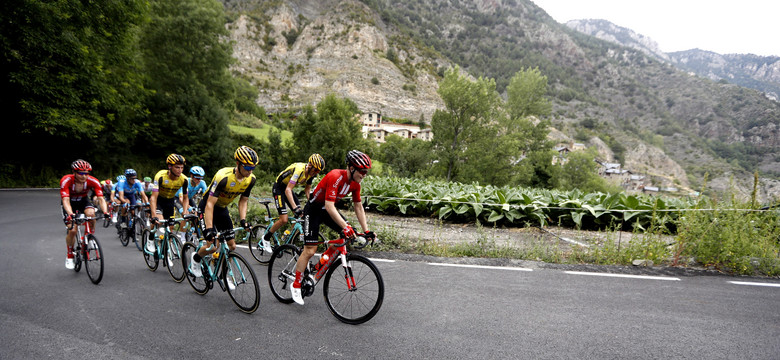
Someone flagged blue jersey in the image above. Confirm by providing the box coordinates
[176,178,208,200]
[116,180,144,196]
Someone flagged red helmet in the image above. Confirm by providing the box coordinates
[345,150,371,169]
[71,159,92,172]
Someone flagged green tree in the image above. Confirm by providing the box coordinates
[291,94,374,170]
[558,149,621,193]
[377,136,432,177]
[431,67,501,181]
[505,67,552,120]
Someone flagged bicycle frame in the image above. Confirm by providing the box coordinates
[200,227,251,289]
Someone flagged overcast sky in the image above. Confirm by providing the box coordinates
[530,0,779,57]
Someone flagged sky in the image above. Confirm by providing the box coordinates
[529,0,779,57]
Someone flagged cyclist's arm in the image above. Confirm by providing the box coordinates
[325,200,348,230]
[62,196,74,217]
[284,181,298,209]
[238,195,249,222]
[303,183,312,201]
[353,200,369,233]
[150,191,162,220]
[118,190,129,204]
[204,194,218,229]
[139,190,149,204]
[96,195,108,215]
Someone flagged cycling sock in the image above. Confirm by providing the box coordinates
[263,231,273,241]
[193,253,202,263]
[293,271,303,288]
[67,246,74,258]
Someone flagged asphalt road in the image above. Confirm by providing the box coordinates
[1,190,779,359]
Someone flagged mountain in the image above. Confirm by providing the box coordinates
[566,19,780,102]
[220,0,780,201]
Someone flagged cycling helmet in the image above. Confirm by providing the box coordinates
[124,168,137,178]
[234,146,259,166]
[308,153,325,171]
[71,159,92,172]
[345,150,372,169]
[143,176,152,182]
[116,175,126,182]
[104,179,112,185]
[190,166,205,177]
[166,153,186,165]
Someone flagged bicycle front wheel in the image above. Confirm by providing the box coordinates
[133,218,145,251]
[267,244,299,304]
[141,229,158,271]
[182,242,209,295]
[225,252,260,313]
[84,235,104,284]
[249,225,274,264]
[166,235,185,283]
[323,254,384,325]
[102,210,112,228]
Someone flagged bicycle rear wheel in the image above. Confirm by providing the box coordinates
[323,254,384,325]
[166,235,185,283]
[182,242,209,295]
[102,208,112,228]
[133,218,145,251]
[225,253,260,313]
[249,225,274,264]
[141,229,159,271]
[84,235,104,284]
[267,244,299,304]
[119,226,130,247]
[73,244,82,273]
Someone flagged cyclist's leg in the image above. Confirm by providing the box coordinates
[267,183,290,237]
[62,202,80,269]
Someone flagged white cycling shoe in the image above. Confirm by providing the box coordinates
[291,286,304,305]
[189,254,202,278]
[65,257,75,270]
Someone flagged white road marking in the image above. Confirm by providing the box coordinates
[369,258,396,263]
[428,263,533,271]
[565,271,680,281]
[729,281,780,288]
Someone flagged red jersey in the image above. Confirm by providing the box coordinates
[60,174,104,201]
[310,169,361,204]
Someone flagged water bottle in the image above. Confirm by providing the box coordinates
[283,229,290,239]
[156,227,165,241]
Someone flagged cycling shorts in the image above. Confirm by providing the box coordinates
[272,182,301,216]
[302,202,342,246]
[61,198,96,220]
[197,199,234,240]
[157,197,183,219]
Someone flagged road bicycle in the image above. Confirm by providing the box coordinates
[117,203,144,247]
[248,199,327,264]
[101,201,116,228]
[140,216,189,283]
[181,226,260,313]
[69,213,106,284]
[132,203,152,251]
[267,234,384,324]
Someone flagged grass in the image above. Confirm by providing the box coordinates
[228,124,293,142]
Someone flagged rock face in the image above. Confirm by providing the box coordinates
[228,1,446,122]
[566,19,670,62]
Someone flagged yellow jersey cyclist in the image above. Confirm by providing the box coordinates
[149,153,190,252]
[189,146,259,280]
[263,154,325,248]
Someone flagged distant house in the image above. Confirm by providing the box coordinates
[360,111,433,143]
[552,146,571,165]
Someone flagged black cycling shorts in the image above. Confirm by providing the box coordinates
[157,197,183,219]
[197,198,234,240]
[61,198,96,219]
[272,182,300,216]
[302,202,341,246]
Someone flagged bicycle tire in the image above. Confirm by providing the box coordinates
[102,209,111,228]
[225,252,260,313]
[267,244,300,304]
[141,229,158,271]
[249,225,274,264]
[133,218,145,251]
[84,234,104,284]
[323,254,384,325]
[166,235,185,283]
[73,243,82,273]
[119,226,130,247]
[182,242,209,295]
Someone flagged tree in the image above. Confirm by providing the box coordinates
[431,66,501,181]
[505,67,552,121]
[291,94,374,170]
[377,136,432,177]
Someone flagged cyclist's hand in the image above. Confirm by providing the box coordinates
[63,214,73,225]
[364,231,376,241]
[240,219,251,231]
[293,206,303,218]
[151,217,159,225]
[341,225,356,240]
[103,213,110,219]
[204,227,216,241]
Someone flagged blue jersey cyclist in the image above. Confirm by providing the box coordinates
[188,146,258,280]
[175,165,208,209]
[116,169,149,224]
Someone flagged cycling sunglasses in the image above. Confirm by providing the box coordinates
[242,165,255,171]
[76,171,90,175]
[357,169,369,175]
[192,176,203,180]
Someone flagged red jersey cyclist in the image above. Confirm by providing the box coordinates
[263,154,325,249]
[290,150,376,305]
[188,146,259,282]
[60,159,109,269]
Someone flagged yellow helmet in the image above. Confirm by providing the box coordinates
[234,146,259,166]
[166,153,186,165]
[308,153,325,171]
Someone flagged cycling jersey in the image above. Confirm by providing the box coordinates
[206,167,256,208]
[116,180,144,204]
[309,169,361,205]
[175,177,208,200]
[143,182,155,196]
[275,163,316,187]
[153,169,188,199]
[60,174,103,201]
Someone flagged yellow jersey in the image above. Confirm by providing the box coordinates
[275,163,316,187]
[207,167,256,208]
[153,169,188,199]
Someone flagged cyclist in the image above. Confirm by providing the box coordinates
[263,154,325,248]
[175,165,208,209]
[290,150,375,305]
[189,146,258,282]
[142,176,155,198]
[149,154,190,252]
[60,159,109,269]
[116,169,149,227]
